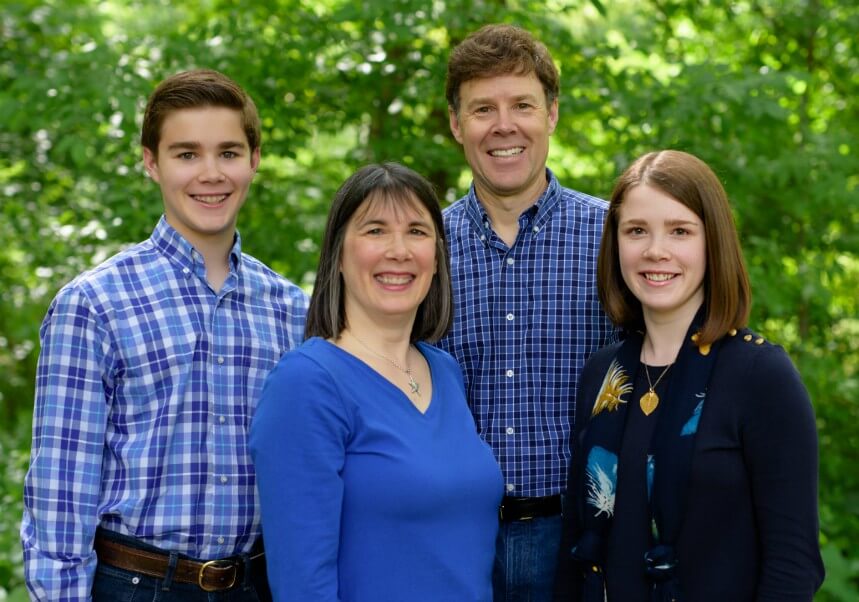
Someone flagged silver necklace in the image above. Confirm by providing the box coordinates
[639,354,673,416]
[349,333,421,396]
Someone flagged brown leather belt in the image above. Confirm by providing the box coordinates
[499,494,562,522]
[94,534,264,592]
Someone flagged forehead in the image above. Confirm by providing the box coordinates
[158,106,248,148]
[351,190,432,223]
[620,184,700,221]
[459,72,545,104]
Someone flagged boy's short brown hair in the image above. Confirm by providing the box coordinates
[141,69,261,155]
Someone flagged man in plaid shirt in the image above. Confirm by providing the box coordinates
[438,25,617,601]
[21,69,308,601]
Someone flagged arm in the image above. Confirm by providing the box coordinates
[554,346,616,601]
[743,346,825,601]
[250,350,350,602]
[21,286,113,602]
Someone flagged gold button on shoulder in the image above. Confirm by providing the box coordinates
[744,334,753,342]
[755,337,765,345]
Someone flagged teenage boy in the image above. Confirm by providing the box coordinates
[21,69,308,601]
[438,25,617,601]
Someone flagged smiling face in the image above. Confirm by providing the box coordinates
[340,193,438,329]
[449,73,558,210]
[143,106,260,251]
[618,184,707,326]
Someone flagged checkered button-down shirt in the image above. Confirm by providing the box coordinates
[438,169,617,498]
[21,216,308,602]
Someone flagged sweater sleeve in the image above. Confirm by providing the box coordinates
[554,345,618,601]
[250,349,351,602]
[741,345,825,601]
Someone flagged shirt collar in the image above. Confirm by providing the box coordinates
[150,215,243,275]
[463,168,562,242]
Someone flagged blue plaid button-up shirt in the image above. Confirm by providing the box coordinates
[22,216,308,602]
[438,169,617,498]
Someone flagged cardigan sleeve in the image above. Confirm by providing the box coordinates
[554,344,619,601]
[741,345,825,601]
[250,349,352,602]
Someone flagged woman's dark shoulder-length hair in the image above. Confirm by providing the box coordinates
[304,162,453,344]
[597,150,751,345]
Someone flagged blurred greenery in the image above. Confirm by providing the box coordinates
[1,0,856,599]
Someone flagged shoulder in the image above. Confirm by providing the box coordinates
[417,342,462,372]
[715,327,812,414]
[587,340,623,369]
[547,181,608,235]
[267,337,333,380]
[442,196,470,231]
[47,239,157,313]
[239,253,310,303]
[557,185,609,214]
[717,327,797,376]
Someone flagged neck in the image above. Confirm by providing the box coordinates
[197,241,232,291]
[341,322,413,366]
[641,304,702,365]
[475,179,547,247]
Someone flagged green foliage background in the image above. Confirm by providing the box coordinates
[1,0,856,598]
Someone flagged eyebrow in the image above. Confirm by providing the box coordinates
[465,93,540,108]
[620,218,700,227]
[165,141,246,151]
[356,216,434,229]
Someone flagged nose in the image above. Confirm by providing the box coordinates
[386,233,412,260]
[643,236,670,260]
[491,106,517,134]
[198,157,226,182]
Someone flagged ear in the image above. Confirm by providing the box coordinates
[547,98,559,135]
[250,147,261,173]
[448,106,464,144]
[142,147,161,183]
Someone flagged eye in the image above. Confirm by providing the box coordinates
[410,227,430,236]
[474,106,493,115]
[625,226,645,236]
[515,102,534,110]
[222,150,239,159]
[177,152,196,160]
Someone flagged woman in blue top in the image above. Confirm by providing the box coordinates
[250,162,503,601]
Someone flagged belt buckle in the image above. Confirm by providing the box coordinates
[198,559,237,592]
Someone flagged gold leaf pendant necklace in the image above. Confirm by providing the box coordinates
[639,356,673,416]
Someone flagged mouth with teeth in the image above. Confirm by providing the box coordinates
[489,147,525,157]
[375,273,415,286]
[191,193,230,205]
[644,272,676,282]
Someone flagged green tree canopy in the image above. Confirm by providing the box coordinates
[1,0,856,598]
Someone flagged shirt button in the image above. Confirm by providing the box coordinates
[506,257,515,266]
[219,416,226,424]
[217,356,225,365]
[506,369,514,378]
[532,225,540,233]
[480,234,486,242]
[132,576,140,585]
[182,267,190,275]
[506,483,515,492]
[217,536,225,544]
[506,313,514,321]
[220,476,228,484]
[506,427,515,435]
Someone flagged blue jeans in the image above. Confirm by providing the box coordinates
[493,514,563,602]
[92,531,271,602]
